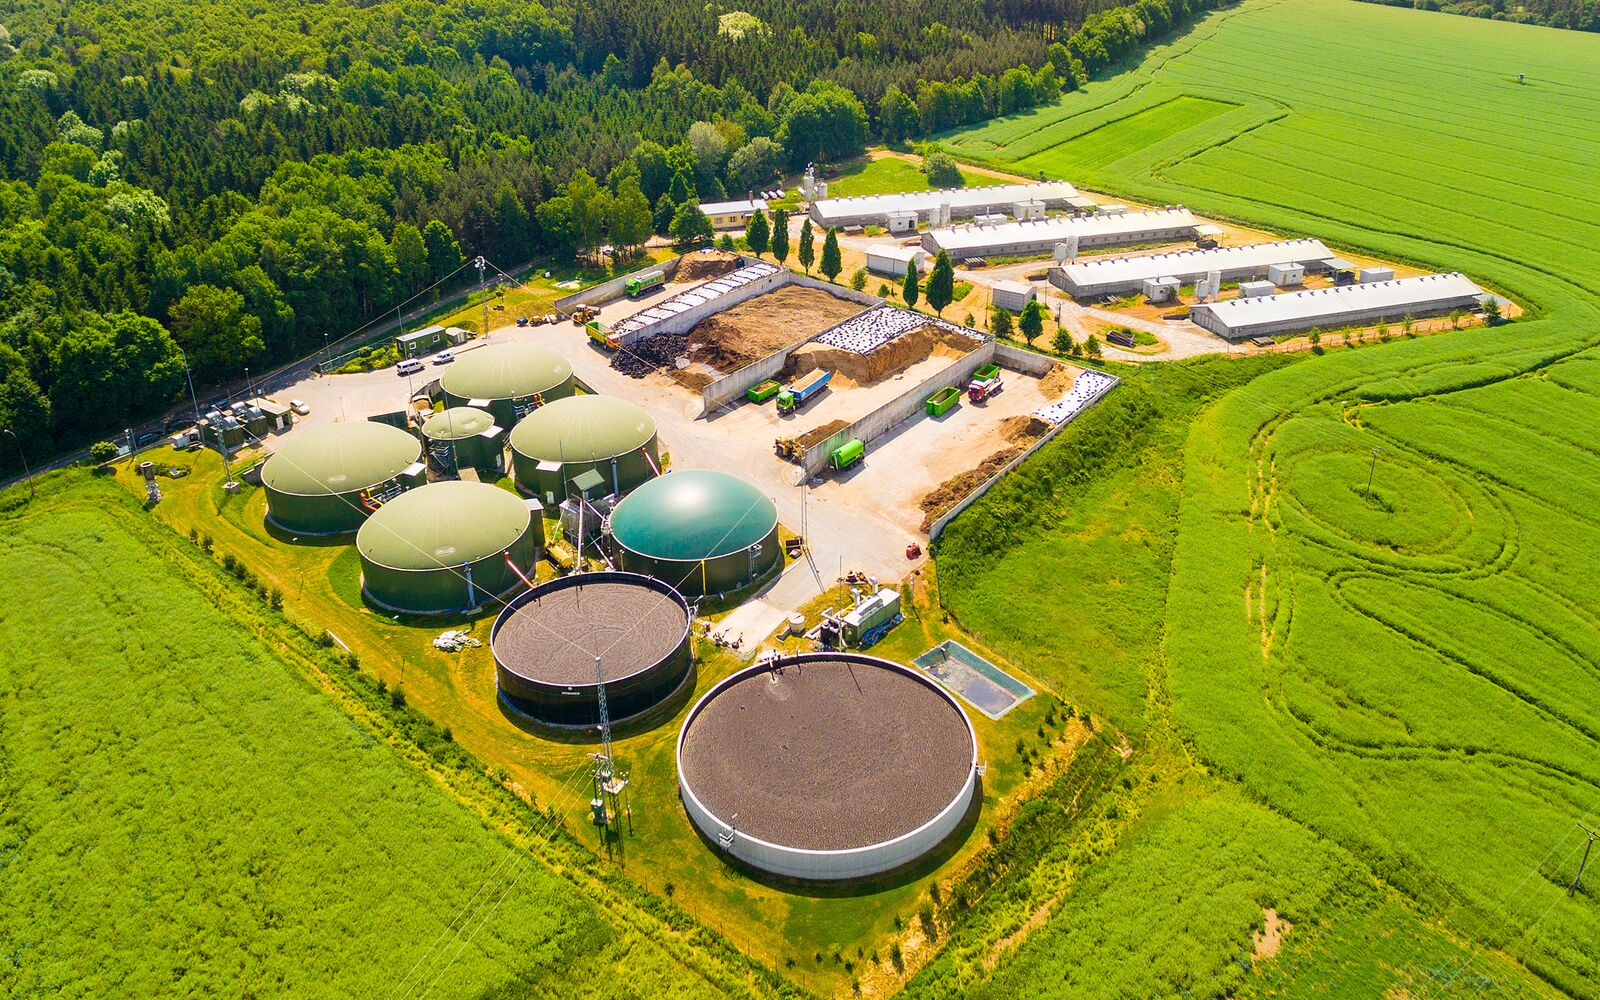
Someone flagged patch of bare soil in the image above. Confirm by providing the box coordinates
[1252,908,1292,961]
[684,285,863,373]
[785,324,975,387]
[1038,363,1080,400]
[1000,415,1049,446]
[919,448,1018,532]
[675,249,741,282]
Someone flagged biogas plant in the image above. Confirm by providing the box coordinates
[239,247,1114,881]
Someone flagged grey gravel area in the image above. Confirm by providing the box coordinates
[679,659,974,851]
[495,582,687,686]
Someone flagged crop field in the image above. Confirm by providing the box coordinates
[935,0,1600,996]
[0,475,770,999]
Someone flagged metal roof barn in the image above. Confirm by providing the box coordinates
[1190,273,1485,341]
[1050,239,1334,298]
[421,406,503,472]
[492,571,693,728]
[607,469,779,596]
[355,480,541,614]
[439,343,575,428]
[262,422,423,535]
[923,207,1199,259]
[510,394,659,502]
[809,181,1081,229]
[677,652,978,881]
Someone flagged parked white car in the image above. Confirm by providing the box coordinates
[432,351,455,365]
[289,399,310,415]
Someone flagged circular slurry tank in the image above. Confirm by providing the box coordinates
[439,343,575,429]
[492,571,693,728]
[510,394,660,501]
[262,422,422,535]
[422,406,503,472]
[677,652,979,881]
[607,470,779,597]
[356,481,541,614]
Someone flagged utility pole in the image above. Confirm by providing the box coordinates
[177,348,202,425]
[1571,822,1598,898]
[474,256,489,340]
[1365,447,1382,497]
[2,428,33,498]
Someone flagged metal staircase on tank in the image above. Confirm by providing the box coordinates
[514,393,546,421]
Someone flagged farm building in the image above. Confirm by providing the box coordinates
[262,421,424,536]
[1360,266,1396,283]
[1238,280,1276,298]
[809,181,1084,230]
[924,207,1200,260]
[438,343,576,429]
[699,198,768,230]
[677,652,978,881]
[394,325,468,358]
[1050,239,1334,298]
[509,394,660,503]
[1190,273,1486,341]
[607,469,779,596]
[866,244,929,277]
[355,480,541,614]
[421,407,503,473]
[492,572,693,727]
[991,280,1036,312]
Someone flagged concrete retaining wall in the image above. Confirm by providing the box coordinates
[552,256,686,317]
[927,369,1119,540]
[993,341,1057,377]
[794,340,998,481]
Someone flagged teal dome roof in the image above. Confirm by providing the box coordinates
[609,470,776,561]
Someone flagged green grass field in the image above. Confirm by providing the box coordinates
[822,155,991,199]
[0,475,778,998]
[934,0,1600,996]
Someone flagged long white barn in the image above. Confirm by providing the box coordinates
[1190,272,1486,341]
[1051,239,1335,298]
[809,181,1084,229]
[922,207,1200,259]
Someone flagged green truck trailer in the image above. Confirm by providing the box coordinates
[828,438,864,471]
[624,271,666,297]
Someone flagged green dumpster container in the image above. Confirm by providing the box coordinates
[925,386,962,417]
[747,379,782,404]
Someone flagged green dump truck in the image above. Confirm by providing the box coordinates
[777,369,832,414]
[925,386,961,417]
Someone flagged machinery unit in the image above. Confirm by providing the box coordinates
[828,438,865,472]
[821,587,903,648]
[624,271,666,297]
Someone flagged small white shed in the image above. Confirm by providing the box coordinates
[1238,280,1276,298]
[1143,276,1181,303]
[1267,262,1305,287]
[1359,266,1396,284]
[886,210,919,235]
[992,280,1037,312]
[1012,199,1046,221]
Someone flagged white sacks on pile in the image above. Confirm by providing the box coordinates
[813,305,983,356]
[1033,370,1115,424]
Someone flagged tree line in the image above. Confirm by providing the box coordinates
[0,0,1222,472]
[1352,0,1599,30]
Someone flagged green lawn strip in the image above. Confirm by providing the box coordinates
[0,471,798,999]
